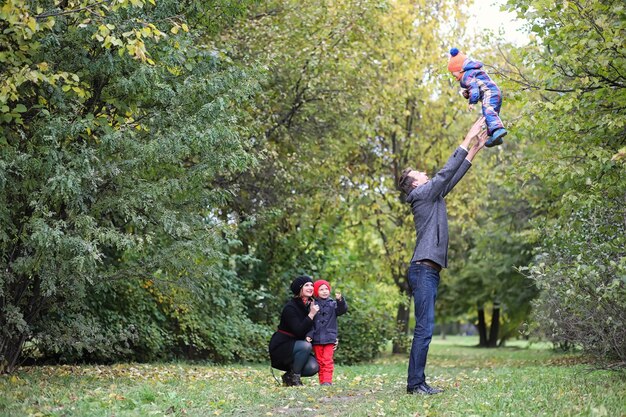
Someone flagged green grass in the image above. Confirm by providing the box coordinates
[1,336,624,416]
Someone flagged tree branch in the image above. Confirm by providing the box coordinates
[36,1,109,20]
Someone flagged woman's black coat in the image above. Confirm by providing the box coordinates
[268,297,314,371]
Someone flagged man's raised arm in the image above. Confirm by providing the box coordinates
[441,117,486,196]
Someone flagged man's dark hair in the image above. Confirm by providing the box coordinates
[398,168,415,195]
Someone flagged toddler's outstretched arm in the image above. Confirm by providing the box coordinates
[467,77,481,105]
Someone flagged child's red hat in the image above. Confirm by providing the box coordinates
[313,280,331,297]
[448,47,467,72]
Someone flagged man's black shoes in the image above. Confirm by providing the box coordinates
[407,382,444,395]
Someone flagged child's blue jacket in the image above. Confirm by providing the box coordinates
[306,297,348,345]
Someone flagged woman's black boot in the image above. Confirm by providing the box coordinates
[292,373,303,386]
[281,371,295,386]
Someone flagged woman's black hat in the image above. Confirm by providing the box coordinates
[290,275,313,295]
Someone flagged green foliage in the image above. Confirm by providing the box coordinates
[222,0,402,322]
[502,0,626,364]
[213,0,543,357]
[224,0,488,353]
[333,284,397,365]
[25,231,271,365]
[524,203,626,363]
[0,0,263,373]
[442,146,538,344]
[5,0,623,373]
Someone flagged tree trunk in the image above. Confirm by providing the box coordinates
[0,332,27,374]
[392,300,410,354]
[1,274,43,374]
[488,303,500,348]
[477,305,488,347]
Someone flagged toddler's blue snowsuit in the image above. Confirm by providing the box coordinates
[459,59,504,136]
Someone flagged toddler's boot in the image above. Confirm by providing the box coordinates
[486,128,507,147]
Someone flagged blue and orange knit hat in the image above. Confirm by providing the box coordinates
[448,48,467,72]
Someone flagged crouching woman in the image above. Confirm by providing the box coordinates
[269,275,320,386]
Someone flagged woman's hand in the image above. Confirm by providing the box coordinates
[308,301,320,319]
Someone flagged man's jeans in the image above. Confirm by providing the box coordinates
[407,263,440,389]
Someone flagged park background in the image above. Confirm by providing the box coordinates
[0,0,624,415]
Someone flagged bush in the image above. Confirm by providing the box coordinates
[333,285,395,365]
[30,271,273,365]
[526,203,626,366]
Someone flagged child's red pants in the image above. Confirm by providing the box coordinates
[313,344,336,384]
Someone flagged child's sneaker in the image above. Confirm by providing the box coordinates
[486,128,507,147]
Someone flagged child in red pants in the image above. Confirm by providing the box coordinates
[306,279,348,385]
